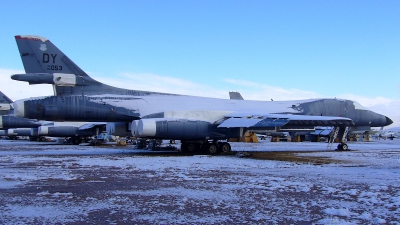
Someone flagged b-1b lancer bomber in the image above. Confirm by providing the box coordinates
[11,35,393,152]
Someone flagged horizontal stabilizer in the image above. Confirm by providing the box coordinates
[12,73,81,86]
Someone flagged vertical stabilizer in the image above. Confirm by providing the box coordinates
[0,91,13,114]
[229,91,244,100]
[13,35,174,97]
[0,91,14,104]
[15,35,88,77]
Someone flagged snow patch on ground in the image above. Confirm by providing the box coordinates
[0,139,399,223]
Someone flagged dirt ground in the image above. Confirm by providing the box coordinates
[1,141,399,224]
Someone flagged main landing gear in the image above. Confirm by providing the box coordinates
[328,126,350,151]
[337,142,349,151]
[181,141,231,155]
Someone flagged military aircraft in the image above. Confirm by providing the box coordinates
[10,35,393,152]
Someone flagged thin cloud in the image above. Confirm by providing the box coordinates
[96,73,229,98]
[0,69,54,101]
[337,94,394,108]
[224,78,322,100]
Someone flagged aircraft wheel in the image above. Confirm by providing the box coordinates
[341,143,349,151]
[207,144,219,155]
[337,143,343,150]
[181,143,188,152]
[219,142,231,153]
[73,138,80,145]
[187,143,198,152]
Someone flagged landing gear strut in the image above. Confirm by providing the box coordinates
[328,126,350,151]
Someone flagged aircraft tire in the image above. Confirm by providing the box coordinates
[187,143,198,152]
[72,138,80,145]
[181,143,188,152]
[337,143,343,150]
[207,144,219,155]
[342,143,348,151]
[219,142,231,153]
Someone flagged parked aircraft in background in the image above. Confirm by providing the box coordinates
[1,91,43,128]
[229,92,244,100]
[0,90,105,143]
[11,35,393,152]
[1,90,44,139]
[373,127,399,140]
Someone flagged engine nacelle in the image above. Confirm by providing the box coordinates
[106,122,131,137]
[0,130,7,136]
[131,120,139,137]
[39,126,79,136]
[38,126,97,137]
[0,115,41,129]
[8,128,32,136]
[137,118,232,140]
[31,128,39,136]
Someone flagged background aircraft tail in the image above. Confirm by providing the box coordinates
[0,91,14,104]
[0,91,14,114]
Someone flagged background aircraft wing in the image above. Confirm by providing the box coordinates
[78,122,107,130]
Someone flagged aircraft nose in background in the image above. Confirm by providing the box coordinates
[13,100,25,118]
[385,116,393,126]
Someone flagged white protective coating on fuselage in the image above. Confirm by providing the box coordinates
[53,73,77,86]
[38,126,49,135]
[87,94,324,122]
[0,104,12,111]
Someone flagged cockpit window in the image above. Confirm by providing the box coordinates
[353,101,366,110]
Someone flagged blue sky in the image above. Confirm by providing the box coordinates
[0,1,399,127]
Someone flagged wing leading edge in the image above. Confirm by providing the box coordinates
[218,113,354,128]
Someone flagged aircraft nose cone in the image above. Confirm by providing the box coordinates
[13,100,25,118]
[385,116,393,126]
